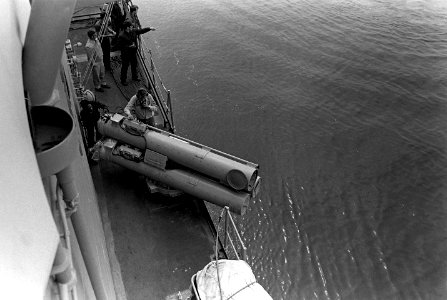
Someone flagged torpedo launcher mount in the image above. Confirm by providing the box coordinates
[96,114,261,215]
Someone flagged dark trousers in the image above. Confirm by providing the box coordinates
[85,125,96,148]
[120,49,138,82]
[101,38,111,70]
[84,124,101,148]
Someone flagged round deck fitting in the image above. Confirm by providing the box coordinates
[33,105,78,177]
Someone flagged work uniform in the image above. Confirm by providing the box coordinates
[80,101,104,148]
[118,27,152,83]
[124,94,158,126]
[85,38,106,89]
[95,19,115,70]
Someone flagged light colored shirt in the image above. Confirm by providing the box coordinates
[124,94,158,121]
[85,38,103,63]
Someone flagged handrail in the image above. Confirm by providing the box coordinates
[226,231,240,260]
[192,206,248,300]
[138,47,170,113]
[139,38,170,94]
[220,206,247,261]
[224,206,247,261]
[123,0,175,132]
[136,48,174,131]
[135,32,175,131]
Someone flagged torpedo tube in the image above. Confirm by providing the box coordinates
[98,138,251,215]
[97,114,260,192]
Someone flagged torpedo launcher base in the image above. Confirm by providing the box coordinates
[95,115,261,215]
[97,114,260,193]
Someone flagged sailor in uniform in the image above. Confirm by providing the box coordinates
[124,88,159,126]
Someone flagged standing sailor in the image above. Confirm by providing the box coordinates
[128,5,141,28]
[118,21,155,85]
[95,12,116,71]
[85,29,111,92]
[80,99,105,148]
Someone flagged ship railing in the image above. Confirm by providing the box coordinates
[189,207,247,299]
[123,0,176,132]
[136,40,175,132]
[218,206,248,261]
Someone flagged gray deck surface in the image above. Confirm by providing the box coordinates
[91,161,215,299]
[69,21,216,299]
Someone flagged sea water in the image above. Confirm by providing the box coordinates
[140,0,447,298]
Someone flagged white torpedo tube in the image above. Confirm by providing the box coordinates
[96,114,261,215]
[97,114,261,192]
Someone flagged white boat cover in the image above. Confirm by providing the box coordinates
[195,259,273,300]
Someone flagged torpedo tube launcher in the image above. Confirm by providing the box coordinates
[98,114,261,192]
[96,114,261,215]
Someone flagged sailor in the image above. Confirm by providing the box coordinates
[80,99,106,148]
[85,29,111,92]
[111,2,125,33]
[95,11,116,71]
[118,21,155,85]
[124,88,158,126]
[128,5,141,29]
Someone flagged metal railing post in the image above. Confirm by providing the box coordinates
[167,90,175,132]
[224,207,229,251]
[151,58,156,83]
[242,246,247,261]
[227,210,247,260]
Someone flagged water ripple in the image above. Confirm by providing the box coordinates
[146,0,447,298]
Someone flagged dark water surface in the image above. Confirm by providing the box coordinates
[139,0,447,298]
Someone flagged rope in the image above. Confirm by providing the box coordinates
[140,38,169,93]
[214,207,227,300]
[213,207,258,300]
[135,36,172,116]
[226,281,257,300]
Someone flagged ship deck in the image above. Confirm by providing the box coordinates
[68,7,217,299]
[91,159,216,299]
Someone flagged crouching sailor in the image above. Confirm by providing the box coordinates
[124,88,159,126]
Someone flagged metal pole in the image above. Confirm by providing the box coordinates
[60,163,116,300]
[224,207,228,251]
[71,203,117,300]
[151,58,156,83]
[167,90,175,132]
[242,246,247,261]
[23,0,77,106]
